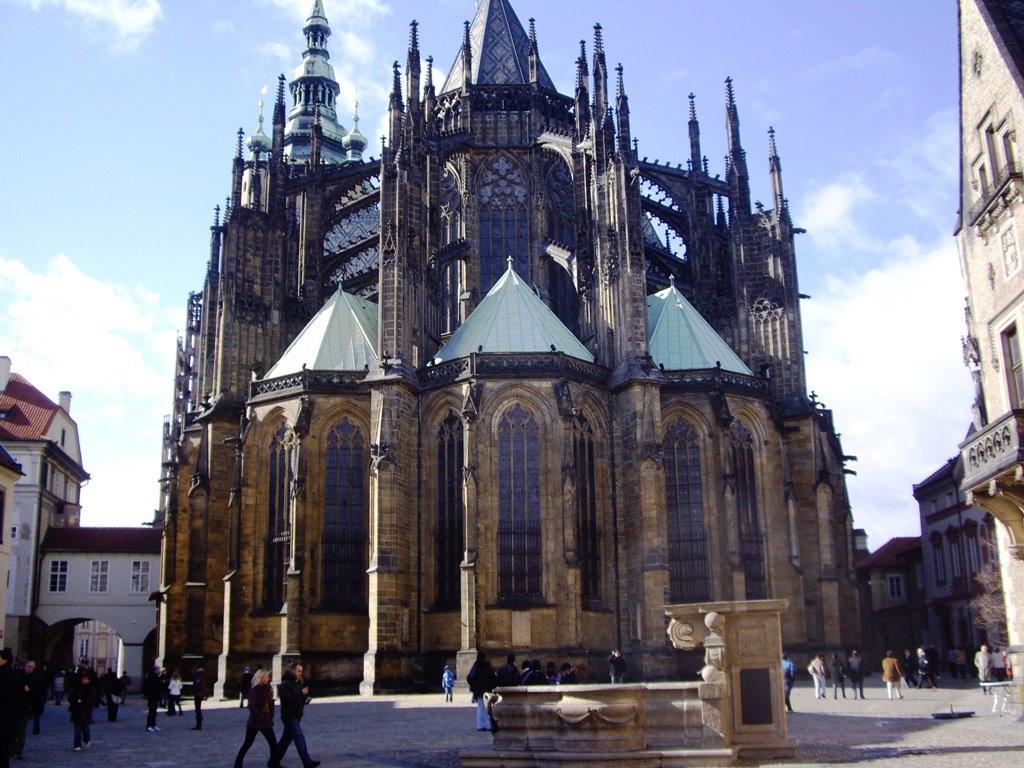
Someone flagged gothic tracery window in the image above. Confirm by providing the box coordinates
[321,418,367,610]
[731,422,767,599]
[664,419,710,602]
[574,416,600,600]
[497,403,542,601]
[264,424,289,611]
[479,154,529,293]
[436,412,464,607]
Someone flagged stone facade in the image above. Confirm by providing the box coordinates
[956,0,1024,673]
[157,0,860,693]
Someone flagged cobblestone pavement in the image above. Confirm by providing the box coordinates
[9,677,1023,767]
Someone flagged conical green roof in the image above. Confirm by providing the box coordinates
[265,288,378,377]
[433,262,593,363]
[647,282,751,374]
[440,0,556,94]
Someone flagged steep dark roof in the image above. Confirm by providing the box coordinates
[856,536,920,570]
[441,0,556,94]
[979,0,1024,90]
[0,443,22,475]
[42,527,161,554]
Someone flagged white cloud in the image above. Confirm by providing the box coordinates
[803,236,973,547]
[804,46,898,81]
[256,41,292,63]
[0,252,179,527]
[800,174,879,252]
[23,0,163,53]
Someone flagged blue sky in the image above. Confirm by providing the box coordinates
[0,0,968,550]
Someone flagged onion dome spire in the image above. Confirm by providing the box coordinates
[342,98,367,162]
[246,88,272,157]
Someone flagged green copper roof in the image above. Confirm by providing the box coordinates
[440,0,556,94]
[265,288,378,377]
[433,262,593,364]
[647,282,752,374]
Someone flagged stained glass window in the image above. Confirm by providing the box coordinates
[322,418,367,610]
[665,420,710,602]
[731,422,766,599]
[497,403,542,600]
[436,412,464,606]
[264,424,289,611]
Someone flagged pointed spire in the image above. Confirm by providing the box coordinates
[235,127,244,159]
[688,92,702,173]
[528,17,539,84]
[406,20,421,114]
[768,126,787,217]
[390,59,403,110]
[423,55,436,117]
[274,74,286,127]
[725,77,751,218]
[575,39,590,141]
[592,23,608,117]
[615,63,631,155]
[462,19,473,90]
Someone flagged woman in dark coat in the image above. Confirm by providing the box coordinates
[69,670,98,752]
[234,669,280,768]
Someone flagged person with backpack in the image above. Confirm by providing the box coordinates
[781,654,796,712]
[847,649,866,699]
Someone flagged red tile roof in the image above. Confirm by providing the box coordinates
[0,373,59,441]
[41,527,161,554]
[856,536,920,569]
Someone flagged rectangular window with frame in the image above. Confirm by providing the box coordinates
[49,560,68,592]
[1003,324,1024,408]
[887,574,904,601]
[932,537,947,584]
[89,560,109,593]
[130,560,150,593]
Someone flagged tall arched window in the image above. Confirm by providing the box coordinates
[479,154,529,293]
[264,424,289,611]
[731,422,766,599]
[441,260,461,336]
[322,418,366,610]
[436,412,464,607]
[498,403,542,601]
[549,263,579,335]
[574,416,600,600]
[664,419,710,602]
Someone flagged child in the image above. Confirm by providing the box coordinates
[442,665,455,702]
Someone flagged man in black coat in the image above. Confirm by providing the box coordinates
[276,662,320,768]
[143,664,163,732]
[0,649,24,768]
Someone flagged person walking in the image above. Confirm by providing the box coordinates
[167,669,184,715]
[192,666,210,730]
[276,662,320,768]
[0,649,22,768]
[975,644,993,690]
[23,660,47,737]
[782,654,796,712]
[442,665,455,702]
[467,652,497,731]
[143,664,163,732]
[52,668,66,706]
[69,669,98,751]
[830,654,847,699]
[901,649,919,689]
[881,650,905,700]
[847,650,866,699]
[807,654,828,700]
[239,666,253,708]
[104,668,124,722]
[233,668,280,768]
[608,649,627,684]
[917,647,938,689]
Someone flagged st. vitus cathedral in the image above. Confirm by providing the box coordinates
[157,0,860,692]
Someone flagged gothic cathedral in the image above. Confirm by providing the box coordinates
[157,0,860,692]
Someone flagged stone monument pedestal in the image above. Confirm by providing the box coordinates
[460,599,795,767]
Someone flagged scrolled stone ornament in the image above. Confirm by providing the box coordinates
[667,618,698,650]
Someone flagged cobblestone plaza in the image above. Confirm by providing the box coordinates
[7,678,1022,767]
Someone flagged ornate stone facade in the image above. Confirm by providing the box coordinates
[157,0,859,693]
